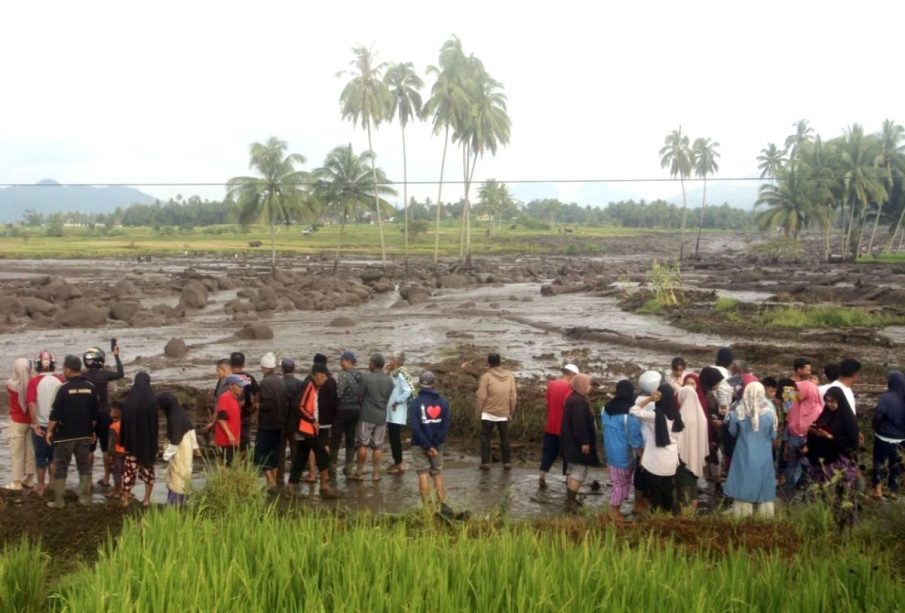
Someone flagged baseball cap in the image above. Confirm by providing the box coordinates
[419,371,437,386]
[563,364,579,375]
[280,357,296,371]
[260,352,277,369]
[224,374,249,388]
[340,351,357,364]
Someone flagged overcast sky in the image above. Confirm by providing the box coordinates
[1,0,902,206]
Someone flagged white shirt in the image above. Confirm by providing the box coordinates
[827,381,856,415]
[34,374,63,426]
[481,412,508,422]
[630,399,679,477]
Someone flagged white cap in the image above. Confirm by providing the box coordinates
[638,370,662,394]
[260,352,277,369]
[563,364,580,375]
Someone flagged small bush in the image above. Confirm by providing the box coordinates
[715,297,740,312]
[638,298,663,314]
[194,456,265,515]
[758,306,895,329]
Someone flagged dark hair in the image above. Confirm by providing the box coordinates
[281,363,295,374]
[823,363,840,382]
[311,363,329,375]
[839,358,861,378]
[313,353,328,365]
[716,347,733,368]
[229,352,245,367]
[216,358,230,368]
[761,376,778,390]
[63,355,82,372]
[777,378,795,396]
[370,353,386,370]
[793,357,812,371]
[671,356,686,370]
[488,353,502,367]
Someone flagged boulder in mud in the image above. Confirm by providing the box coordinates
[22,297,58,318]
[235,323,274,340]
[54,304,109,328]
[254,287,278,312]
[112,280,138,297]
[437,274,470,289]
[164,338,189,358]
[129,311,168,328]
[39,279,79,303]
[180,281,209,309]
[329,316,356,328]
[0,297,26,317]
[109,301,142,322]
[391,300,409,309]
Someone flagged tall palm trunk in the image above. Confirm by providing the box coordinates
[693,175,707,258]
[334,213,347,273]
[269,193,277,273]
[679,177,688,260]
[867,197,886,255]
[884,204,905,253]
[459,145,467,260]
[366,123,387,266]
[464,148,478,266]
[401,124,409,270]
[433,125,450,266]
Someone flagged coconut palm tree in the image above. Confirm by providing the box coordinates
[785,119,814,167]
[755,166,832,246]
[659,127,693,259]
[225,137,308,272]
[313,144,397,272]
[757,143,786,181]
[425,36,469,265]
[837,124,886,256]
[338,45,391,266]
[477,179,513,236]
[692,137,720,258]
[385,62,424,268]
[870,119,905,253]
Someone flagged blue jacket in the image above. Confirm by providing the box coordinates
[873,371,905,440]
[601,411,644,469]
[409,388,451,450]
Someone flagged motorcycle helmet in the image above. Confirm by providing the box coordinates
[34,349,56,373]
[83,347,106,369]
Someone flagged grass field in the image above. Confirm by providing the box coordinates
[0,223,646,259]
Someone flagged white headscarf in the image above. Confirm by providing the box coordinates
[676,386,709,478]
[7,358,31,402]
[734,382,776,434]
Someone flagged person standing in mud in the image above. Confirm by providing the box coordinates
[724,382,778,518]
[46,355,99,509]
[538,364,579,489]
[476,353,517,471]
[230,352,259,454]
[698,366,726,488]
[208,375,246,466]
[386,351,416,476]
[331,352,363,478]
[120,372,159,508]
[287,363,341,499]
[82,345,124,490]
[351,354,394,481]
[5,357,35,491]
[870,371,905,499]
[277,358,304,485]
[256,353,287,490]
[560,373,599,512]
[409,371,452,517]
[158,392,198,506]
[602,379,643,518]
[311,354,337,482]
[26,350,64,497]
[630,382,684,514]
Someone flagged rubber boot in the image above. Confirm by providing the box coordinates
[565,489,582,514]
[756,501,775,518]
[78,476,92,506]
[46,479,66,509]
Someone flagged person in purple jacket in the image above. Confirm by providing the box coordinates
[408,371,452,516]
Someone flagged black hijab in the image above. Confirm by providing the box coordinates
[655,383,684,447]
[120,372,159,466]
[699,367,724,393]
[605,379,636,416]
[812,386,859,459]
[158,391,193,447]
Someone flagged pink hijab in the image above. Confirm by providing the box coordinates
[787,380,823,437]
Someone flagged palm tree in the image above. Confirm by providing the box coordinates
[784,119,814,167]
[385,62,424,268]
[659,127,693,259]
[338,45,391,266]
[424,36,469,265]
[225,137,308,272]
[871,119,905,253]
[757,143,786,181]
[692,137,720,258]
[313,144,397,272]
[477,179,513,236]
[799,136,841,260]
[838,124,886,256]
[755,166,832,246]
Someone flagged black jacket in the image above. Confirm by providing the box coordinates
[560,391,601,467]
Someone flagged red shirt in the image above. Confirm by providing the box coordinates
[214,391,241,448]
[544,379,572,435]
[7,389,29,424]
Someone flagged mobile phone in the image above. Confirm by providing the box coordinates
[111,338,118,351]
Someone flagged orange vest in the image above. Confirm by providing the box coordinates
[109,420,126,454]
[297,382,317,437]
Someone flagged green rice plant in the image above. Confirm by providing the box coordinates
[714,296,740,312]
[0,538,48,613]
[647,259,683,306]
[757,306,899,329]
[193,455,266,515]
[638,298,664,314]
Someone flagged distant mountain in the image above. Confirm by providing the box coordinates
[665,179,763,210]
[0,180,158,222]
[511,181,643,206]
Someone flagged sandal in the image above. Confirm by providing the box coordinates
[346,473,364,481]
[97,480,111,488]
[372,475,382,482]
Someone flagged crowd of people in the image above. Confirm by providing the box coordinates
[3,342,904,523]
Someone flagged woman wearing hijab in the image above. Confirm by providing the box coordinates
[724,382,778,517]
[699,366,725,485]
[158,392,198,506]
[5,358,35,491]
[630,383,684,514]
[120,372,159,508]
[804,386,860,528]
[601,379,643,518]
[676,377,710,515]
[560,374,600,511]
[782,380,823,495]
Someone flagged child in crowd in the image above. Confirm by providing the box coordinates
[107,402,126,498]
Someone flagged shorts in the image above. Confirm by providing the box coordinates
[33,431,54,469]
[91,411,112,453]
[411,445,444,476]
[254,428,282,470]
[566,464,589,484]
[356,421,386,450]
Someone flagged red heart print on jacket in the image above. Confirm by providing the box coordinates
[426,405,442,420]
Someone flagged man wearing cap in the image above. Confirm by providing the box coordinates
[27,349,65,497]
[230,352,260,454]
[276,357,303,485]
[209,374,246,466]
[256,353,287,489]
[350,353,394,481]
[538,364,579,489]
[409,371,452,516]
[331,351,363,478]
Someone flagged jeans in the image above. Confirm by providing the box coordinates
[872,437,904,492]
[387,423,404,465]
[480,420,511,465]
[33,431,54,469]
[52,439,92,481]
[539,433,563,473]
[330,409,359,468]
[783,434,808,491]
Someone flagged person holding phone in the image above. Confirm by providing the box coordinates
[82,341,125,489]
